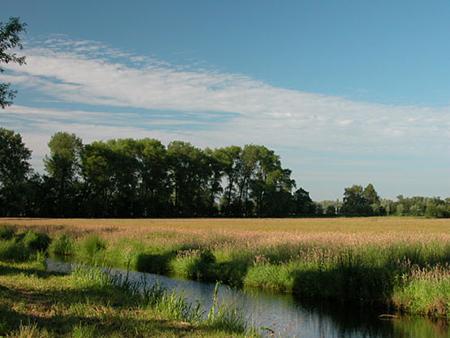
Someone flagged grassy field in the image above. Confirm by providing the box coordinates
[1,217,450,321]
[1,217,450,252]
[2,216,450,237]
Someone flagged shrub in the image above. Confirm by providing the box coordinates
[0,239,28,261]
[0,226,14,240]
[49,234,74,256]
[78,235,106,262]
[21,230,51,252]
[135,251,175,274]
[171,249,217,281]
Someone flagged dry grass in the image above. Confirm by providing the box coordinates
[1,217,449,248]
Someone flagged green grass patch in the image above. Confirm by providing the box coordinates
[0,259,254,337]
[5,227,450,321]
[0,230,50,262]
[49,234,74,257]
[76,235,107,264]
[393,270,450,317]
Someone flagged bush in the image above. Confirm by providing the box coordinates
[78,235,107,261]
[49,234,74,256]
[0,239,28,261]
[0,226,15,240]
[171,249,217,281]
[21,230,51,252]
[135,251,175,274]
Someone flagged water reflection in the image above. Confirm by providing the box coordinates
[46,259,449,338]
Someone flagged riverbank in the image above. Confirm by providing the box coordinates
[79,236,450,318]
[0,241,253,336]
[1,218,450,320]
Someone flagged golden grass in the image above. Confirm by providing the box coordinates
[1,217,449,248]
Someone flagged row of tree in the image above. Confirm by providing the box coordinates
[318,189,450,218]
[0,128,450,217]
[2,127,449,218]
[0,128,316,217]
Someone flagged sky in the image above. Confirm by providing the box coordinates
[2,0,450,200]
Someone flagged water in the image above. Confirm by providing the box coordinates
[46,259,449,338]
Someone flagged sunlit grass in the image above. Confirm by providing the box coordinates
[2,216,450,319]
[0,259,254,337]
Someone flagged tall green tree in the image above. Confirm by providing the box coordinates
[81,141,114,217]
[219,144,295,217]
[135,138,170,216]
[105,139,141,216]
[236,145,260,216]
[203,148,224,216]
[292,187,315,216]
[212,146,242,216]
[0,128,31,215]
[167,141,212,216]
[340,185,372,216]
[0,17,26,108]
[263,169,296,216]
[44,132,83,216]
[0,19,30,215]
[363,183,383,214]
[245,145,295,216]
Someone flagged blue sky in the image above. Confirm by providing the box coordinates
[2,0,450,200]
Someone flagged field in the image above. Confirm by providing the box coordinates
[1,217,450,324]
[2,216,450,245]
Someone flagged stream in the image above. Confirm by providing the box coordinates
[46,259,449,337]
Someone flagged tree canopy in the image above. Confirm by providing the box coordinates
[0,17,26,108]
[0,128,31,216]
[0,129,315,218]
[1,127,450,219]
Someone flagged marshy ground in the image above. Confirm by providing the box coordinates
[0,217,449,336]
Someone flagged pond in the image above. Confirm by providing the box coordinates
[46,259,449,337]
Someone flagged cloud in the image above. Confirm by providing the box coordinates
[3,37,450,198]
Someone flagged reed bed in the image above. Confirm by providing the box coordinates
[1,217,450,319]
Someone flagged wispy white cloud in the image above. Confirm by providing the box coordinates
[3,37,450,198]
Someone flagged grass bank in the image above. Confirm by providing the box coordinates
[81,238,450,318]
[0,228,255,337]
[2,217,450,320]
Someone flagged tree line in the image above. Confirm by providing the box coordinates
[0,129,317,217]
[317,187,450,218]
[2,128,450,218]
